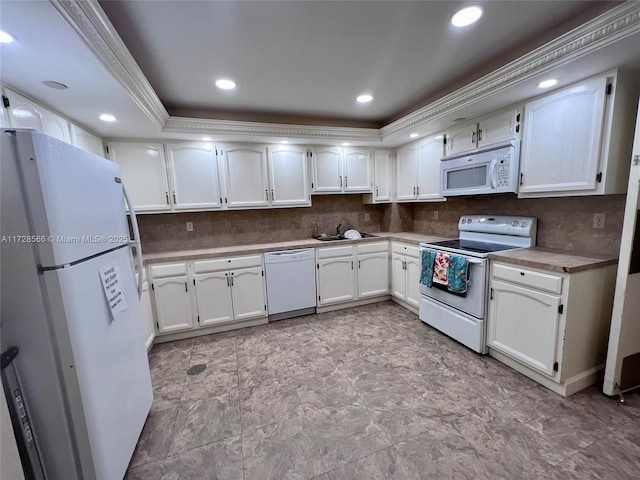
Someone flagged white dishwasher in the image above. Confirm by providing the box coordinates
[264,249,317,322]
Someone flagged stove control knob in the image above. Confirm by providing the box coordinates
[461,219,466,224]
[511,220,519,226]
[520,221,527,227]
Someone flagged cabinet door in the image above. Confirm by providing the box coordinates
[343,148,372,192]
[108,142,171,211]
[139,281,156,351]
[318,256,356,305]
[194,272,234,326]
[444,123,478,156]
[395,143,417,201]
[152,275,193,333]
[357,252,389,298]
[230,267,267,320]
[488,280,561,376]
[478,109,519,148]
[166,143,222,210]
[5,89,42,131]
[373,149,393,202]
[417,136,445,201]
[39,107,71,143]
[519,77,607,195]
[405,256,421,308]
[268,145,310,206]
[219,144,269,208]
[312,146,343,192]
[70,123,104,157]
[390,253,406,300]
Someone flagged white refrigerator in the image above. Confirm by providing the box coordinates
[1,130,153,479]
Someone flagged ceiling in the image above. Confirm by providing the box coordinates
[1,1,639,146]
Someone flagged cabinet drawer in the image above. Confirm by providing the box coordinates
[391,242,418,255]
[317,245,354,259]
[356,241,388,255]
[492,263,563,294]
[194,255,262,273]
[149,262,187,279]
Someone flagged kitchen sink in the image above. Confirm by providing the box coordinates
[360,233,378,238]
[316,235,348,241]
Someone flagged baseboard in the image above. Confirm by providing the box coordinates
[489,349,602,397]
[390,297,418,315]
[316,295,391,314]
[153,317,268,344]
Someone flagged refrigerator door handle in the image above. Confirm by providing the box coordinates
[123,184,144,297]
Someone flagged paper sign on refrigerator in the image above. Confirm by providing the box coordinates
[99,263,128,315]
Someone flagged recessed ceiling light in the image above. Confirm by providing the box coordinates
[280,140,289,144]
[409,133,419,138]
[99,113,116,122]
[43,81,68,90]
[342,142,350,146]
[202,136,212,141]
[0,30,16,44]
[537,78,558,89]
[451,6,483,27]
[215,79,236,90]
[356,94,373,103]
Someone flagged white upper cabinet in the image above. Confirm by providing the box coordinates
[69,123,104,157]
[107,142,171,211]
[396,135,446,202]
[395,143,418,201]
[311,146,343,192]
[444,107,521,156]
[267,145,311,206]
[366,149,393,203]
[343,147,372,192]
[416,136,445,201]
[218,143,270,208]
[311,146,372,193]
[519,70,640,198]
[5,88,71,143]
[5,88,42,131]
[166,142,222,210]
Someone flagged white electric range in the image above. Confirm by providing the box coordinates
[419,215,537,353]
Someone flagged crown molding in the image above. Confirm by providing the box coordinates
[50,1,639,143]
[380,1,640,141]
[50,0,169,130]
[164,116,381,142]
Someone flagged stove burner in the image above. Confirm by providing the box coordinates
[426,239,520,255]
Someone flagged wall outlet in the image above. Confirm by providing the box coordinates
[186,221,194,232]
[433,211,439,220]
[592,213,606,229]
[364,213,371,222]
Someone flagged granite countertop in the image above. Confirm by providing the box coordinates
[142,232,452,264]
[488,247,618,274]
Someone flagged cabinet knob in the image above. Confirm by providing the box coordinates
[520,272,525,276]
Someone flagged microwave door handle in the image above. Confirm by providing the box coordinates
[489,159,498,188]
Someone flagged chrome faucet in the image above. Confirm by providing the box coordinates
[336,223,342,236]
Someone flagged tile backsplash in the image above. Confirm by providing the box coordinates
[138,195,384,253]
[413,194,627,256]
[138,193,627,257]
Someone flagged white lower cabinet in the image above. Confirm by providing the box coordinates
[317,243,389,307]
[487,261,617,396]
[390,242,420,309]
[150,255,267,337]
[137,272,156,351]
[149,263,194,334]
[317,246,357,306]
[356,242,389,298]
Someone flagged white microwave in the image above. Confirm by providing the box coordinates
[440,140,521,197]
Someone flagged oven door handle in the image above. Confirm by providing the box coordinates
[467,259,485,265]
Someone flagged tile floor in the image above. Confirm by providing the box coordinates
[126,301,640,480]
